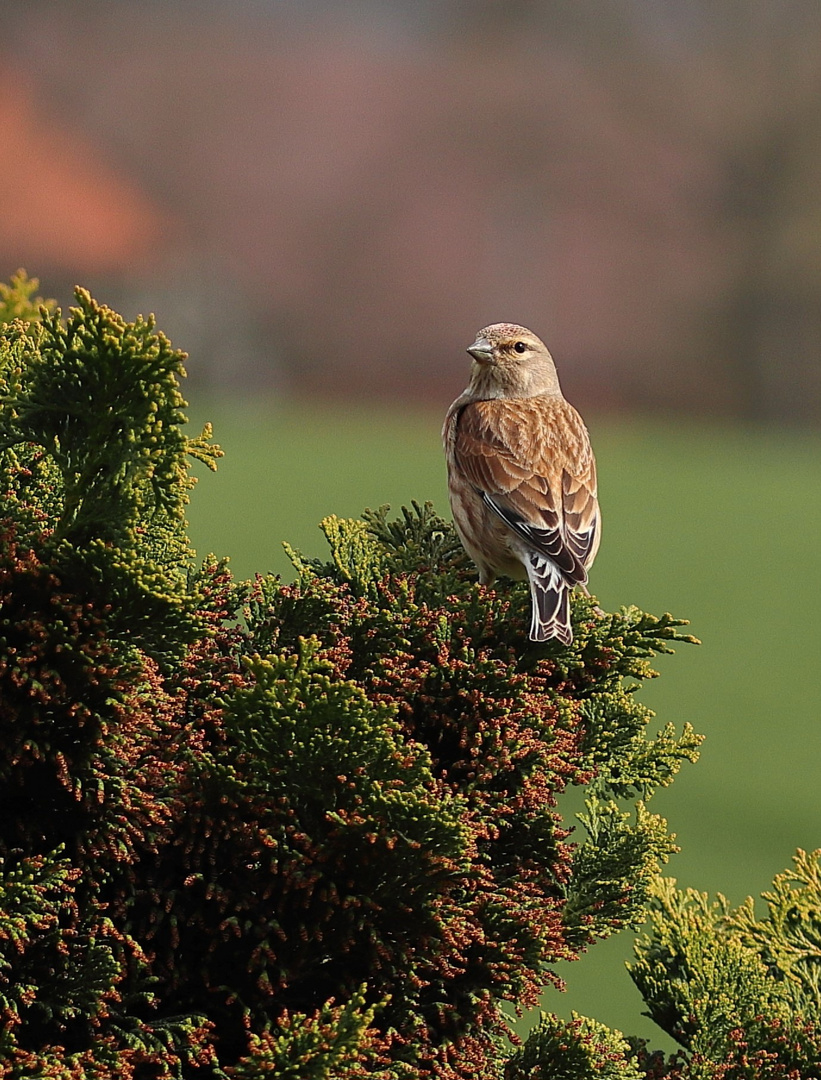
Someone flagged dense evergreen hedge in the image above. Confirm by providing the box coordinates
[1,273,818,1078]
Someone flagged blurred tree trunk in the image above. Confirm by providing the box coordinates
[719,116,821,423]
[448,0,821,421]
[702,0,821,423]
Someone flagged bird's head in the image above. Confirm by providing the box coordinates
[466,323,561,399]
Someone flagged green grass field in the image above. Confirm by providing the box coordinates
[186,396,821,1049]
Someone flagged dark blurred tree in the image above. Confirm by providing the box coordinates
[447,0,821,423]
[611,0,821,423]
[695,0,821,423]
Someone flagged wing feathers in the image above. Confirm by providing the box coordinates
[481,491,586,583]
[454,397,599,593]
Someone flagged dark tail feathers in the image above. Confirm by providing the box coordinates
[524,552,572,644]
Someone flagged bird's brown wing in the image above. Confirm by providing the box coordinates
[453,397,599,584]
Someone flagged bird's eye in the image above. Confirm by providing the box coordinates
[513,341,527,354]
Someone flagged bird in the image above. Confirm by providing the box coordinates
[443,322,600,644]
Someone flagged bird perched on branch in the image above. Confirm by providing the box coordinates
[443,323,600,644]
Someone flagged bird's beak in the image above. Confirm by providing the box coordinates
[467,337,494,364]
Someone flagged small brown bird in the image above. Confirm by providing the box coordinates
[443,323,600,644]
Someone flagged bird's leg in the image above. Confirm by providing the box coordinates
[574,581,605,617]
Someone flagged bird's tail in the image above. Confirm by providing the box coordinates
[524,552,572,644]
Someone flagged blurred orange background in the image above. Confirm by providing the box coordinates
[2,0,820,423]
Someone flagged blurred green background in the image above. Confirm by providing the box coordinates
[187,396,821,1051]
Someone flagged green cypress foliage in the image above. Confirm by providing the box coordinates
[3,273,808,1077]
[505,1012,644,1079]
[629,854,821,1078]
[0,270,57,325]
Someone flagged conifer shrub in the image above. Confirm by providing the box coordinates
[628,852,821,1079]
[1,272,814,1078]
